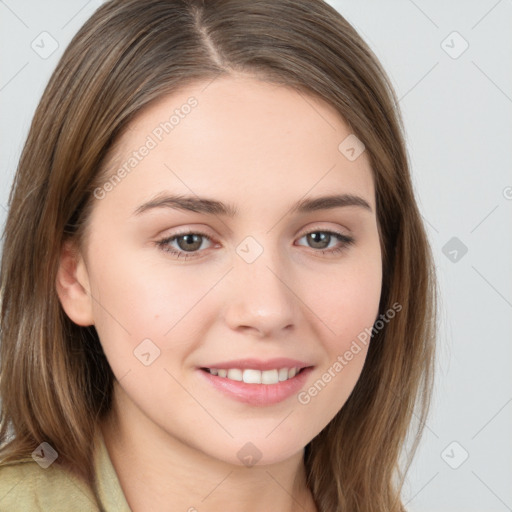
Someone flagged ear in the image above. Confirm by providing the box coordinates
[55,239,94,326]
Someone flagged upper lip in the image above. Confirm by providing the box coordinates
[199,358,313,371]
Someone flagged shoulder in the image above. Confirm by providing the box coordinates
[0,457,100,512]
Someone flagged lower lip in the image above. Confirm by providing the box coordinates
[197,367,314,406]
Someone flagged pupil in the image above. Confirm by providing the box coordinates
[309,232,328,248]
[180,234,201,251]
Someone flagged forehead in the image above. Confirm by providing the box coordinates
[97,75,375,217]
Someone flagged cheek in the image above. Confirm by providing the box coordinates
[311,249,382,348]
[90,237,220,322]
[86,243,217,377]
[295,249,381,421]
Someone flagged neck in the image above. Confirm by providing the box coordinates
[100,384,317,512]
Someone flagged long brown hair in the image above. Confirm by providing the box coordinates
[0,1,437,510]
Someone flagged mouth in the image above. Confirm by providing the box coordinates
[197,363,314,406]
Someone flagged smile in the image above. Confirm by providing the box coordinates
[198,365,314,406]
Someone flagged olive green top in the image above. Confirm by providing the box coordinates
[0,433,131,511]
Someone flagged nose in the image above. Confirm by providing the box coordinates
[222,242,298,338]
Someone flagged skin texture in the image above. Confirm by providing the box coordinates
[56,74,382,512]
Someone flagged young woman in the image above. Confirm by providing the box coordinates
[0,0,437,510]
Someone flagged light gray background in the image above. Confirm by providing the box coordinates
[1,1,511,511]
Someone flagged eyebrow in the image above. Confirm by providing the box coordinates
[133,192,373,217]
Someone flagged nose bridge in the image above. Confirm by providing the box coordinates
[222,235,297,336]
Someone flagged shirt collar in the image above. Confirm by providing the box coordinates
[93,429,132,511]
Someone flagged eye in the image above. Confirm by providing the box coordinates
[156,230,215,259]
[296,229,355,256]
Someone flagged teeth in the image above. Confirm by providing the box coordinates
[261,369,279,384]
[278,368,289,381]
[243,369,261,384]
[227,368,243,381]
[207,367,301,384]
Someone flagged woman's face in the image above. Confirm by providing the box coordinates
[70,75,382,465]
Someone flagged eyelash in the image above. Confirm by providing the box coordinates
[156,228,355,260]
